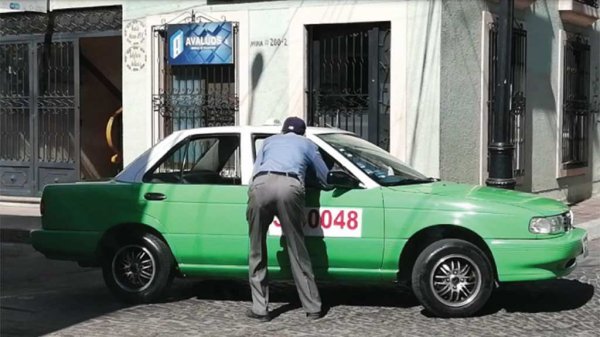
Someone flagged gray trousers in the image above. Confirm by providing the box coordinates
[246,174,321,315]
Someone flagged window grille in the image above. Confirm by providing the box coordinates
[562,33,590,169]
[307,22,391,150]
[152,27,238,140]
[488,21,527,177]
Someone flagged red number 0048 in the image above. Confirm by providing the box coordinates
[306,209,359,230]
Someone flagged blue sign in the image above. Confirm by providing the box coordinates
[167,22,234,65]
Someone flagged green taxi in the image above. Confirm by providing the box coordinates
[32,126,588,317]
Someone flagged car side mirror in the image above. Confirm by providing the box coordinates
[327,170,359,189]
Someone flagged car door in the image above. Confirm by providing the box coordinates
[141,133,249,269]
[300,185,385,274]
[252,134,385,278]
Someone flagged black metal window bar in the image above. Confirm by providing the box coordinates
[0,43,30,163]
[562,33,590,169]
[37,41,76,164]
[152,27,238,140]
[0,41,76,164]
[488,21,527,177]
[575,0,599,8]
[308,23,391,150]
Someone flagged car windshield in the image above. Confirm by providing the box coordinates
[318,133,432,186]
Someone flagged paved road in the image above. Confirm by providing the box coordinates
[1,240,599,337]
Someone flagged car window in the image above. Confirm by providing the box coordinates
[318,133,428,185]
[143,135,241,185]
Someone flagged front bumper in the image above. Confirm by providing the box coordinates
[31,229,102,263]
[487,228,588,282]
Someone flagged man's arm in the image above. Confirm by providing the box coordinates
[252,143,265,179]
[309,144,330,189]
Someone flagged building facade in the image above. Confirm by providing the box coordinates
[2,0,599,202]
[0,0,124,196]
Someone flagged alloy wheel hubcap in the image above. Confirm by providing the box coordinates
[430,254,482,307]
[112,244,156,292]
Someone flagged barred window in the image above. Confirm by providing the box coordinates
[488,21,527,178]
[152,27,238,140]
[561,33,591,169]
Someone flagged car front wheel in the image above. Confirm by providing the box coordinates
[102,232,174,303]
[411,239,494,317]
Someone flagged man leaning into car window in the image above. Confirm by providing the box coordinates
[246,116,330,322]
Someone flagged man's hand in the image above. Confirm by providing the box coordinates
[320,184,335,191]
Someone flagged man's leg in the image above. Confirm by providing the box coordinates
[247,177,274,316]
[276,178,322,314]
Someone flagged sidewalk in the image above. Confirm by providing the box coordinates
[0,195,599,244]
[569,196,600,240]
[0,201,41,243]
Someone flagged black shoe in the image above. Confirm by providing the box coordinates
[306,311,324,320]
[246,309,271,322]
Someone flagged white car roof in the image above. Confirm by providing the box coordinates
[115,126,353,183]
[166,125,352,137]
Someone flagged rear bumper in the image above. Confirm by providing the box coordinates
[488,228,587,282]
[31,229,102,263]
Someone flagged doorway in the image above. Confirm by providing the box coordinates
[79,36,123,180]
[307,22,391,150]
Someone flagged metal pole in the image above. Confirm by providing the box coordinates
[486,0,516,189]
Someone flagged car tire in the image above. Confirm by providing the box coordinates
[411,239,494,317]
[102,232,174,303]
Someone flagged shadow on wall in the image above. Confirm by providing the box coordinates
[248,53,264,126]
[592,26,600,193]
[520,5,559,193]
[528,3,593,202]
[439,0,486,184]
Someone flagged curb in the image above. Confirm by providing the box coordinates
[0,228,32,244]
[0,196,40,204]
[0,215,41,244]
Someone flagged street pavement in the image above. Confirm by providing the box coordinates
[1,239,599,337]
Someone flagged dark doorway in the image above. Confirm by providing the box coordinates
[80,36,123,180]
[307,22,391,150]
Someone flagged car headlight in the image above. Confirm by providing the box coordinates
[529,215,565,234]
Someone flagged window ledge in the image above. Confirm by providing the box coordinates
[559,0,599,26]
[557,166,588,178]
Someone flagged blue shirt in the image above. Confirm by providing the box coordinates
[253,133,329,187]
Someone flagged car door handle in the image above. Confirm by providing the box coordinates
[144,192,166,201]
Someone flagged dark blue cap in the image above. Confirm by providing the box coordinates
[281,116,306,135]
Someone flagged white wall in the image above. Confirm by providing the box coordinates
[121,0,442,179]
[51,0,122,10]
[404,0,441,178]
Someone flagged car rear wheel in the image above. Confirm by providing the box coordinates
[411,239,493,317]
[102,232,174,303]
